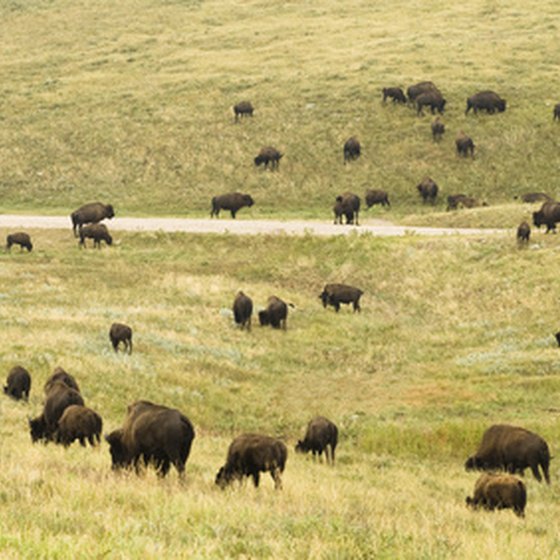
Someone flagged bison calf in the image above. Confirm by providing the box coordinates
[431,117,445,141]
[258,296,290,329]
[211,192,254,219]
[365,189,390,209]
[466,473,527,518]
[110,323,133,354]
[79,224,113,248]
[320,283,363,313]
[456,131,475,158]
[54,404,103,447]
[4,365,31,401]
[343,137,361,163]
[254,146,283,170]
[6,232,33,252]
[233,291,253,331]
[233,101,254,120]
[295,416,338,465]
[382,87,406,104]
[517,222,530,244]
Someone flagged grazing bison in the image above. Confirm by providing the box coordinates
[71,202,114,237]
[466,91,506,114]
[29,381,85,443]
[258,296,289,329]
[79,224,113,248]
[105,400,195,477]
[210,192,254,219]
[431,117,445,141]
[382,87,406,104]
[466,473,527,518]
[233,291,253,331]
[6,232,33,252]
[54,404,103,447]
[343,137,361,163]
[110,323,133,354]
[295,416,338,465]
[333,192,361,225]
[406,81,441,104]
[4,365,31,401]
[320,283,363,313]
[533,200,560,233]
[517,221,531,244]
[44,367,80,395]
[254,146,283,169]
[516,192,553,203]
[416,91,446,115]
[465,424,551,483]
[365,189,390,208]
[215,433,288,490]
[456,131,475,158]
[447,194,468,211]
[554,103,560,121]
[416,177,439,204]
[555,332,560,347]
[233,101,254,120]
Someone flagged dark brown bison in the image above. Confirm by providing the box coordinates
[447,194,468,211]
[54,404,103,447]
[258,296,289,329]
[406,81,440,103]
[382,87,406,104]
[466,473,527,518]
[365,189,390,208]
[416,91,446,115]
[254,146,283,169]
[456,131,475,158]
[105,400,195,477]
[431,117,445,141]
[215,433,288,490]
[29,381,85,443]
[416,177,438,204]
[554,103,560,121]
[6,232,33,252]
[233,291,253,331]
[295,416,338,465]
[466,91,506,114]
[4,365,31,401]
[465,424,551,483]
[320,283,363,313]
[343,137,361,163]
[333,192,360,225]
[71,202,114,237]
[44,367,80,395]
[555,332,560,347]
[516,192,553,203]
[79,224,113,248]
[233,101,254,120]
[110,323,133,354]
[517,221,531,244]
[211,192,254,219]
[533,200,560,233]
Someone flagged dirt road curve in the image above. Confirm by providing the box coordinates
[0,214,507,237]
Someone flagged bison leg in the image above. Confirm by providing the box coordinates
[271,468,283,490]
[88,435,95,446]
[529,461,543,482]
[128,339,133,354]
[79,437,86,447]
[230,210,237,219]
[251,471,260,487]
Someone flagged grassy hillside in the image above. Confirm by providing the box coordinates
[1,0,560,223]
[1,228,560,557]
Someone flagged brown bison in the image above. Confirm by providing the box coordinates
[447,194,468,211]
[233,291,253,331]
[233,101,254,120]
[456,131,475,158]
[466,473,527,518]
[465,424,551,483]
[215,433,288,490]
[554,103,560,121]
[79,224,113,248]
[54,404,103,447]
[258,296,290,329]
[295,416,338,465]
[431,117,445,141]
[406,81,440,103]
[110,323,133,354]
[254,146,283,169]
[555,332,560,347]
[516,192,553,203]
[365,189,390,208]
[416,91,446,115]
[334,192,361,225]
[105,400,195,477]
[71,202,114,237]
[517,221,531,244]
[343,137,361,163]
[466,91,506,114]
[533,200,560,233]
[4,365,31,401]
[211,192,254,219]
[416,177,438,204]
[6,232,33,252]
[44,367,80,395]
[382,87,406,104]
[320,283,363,313]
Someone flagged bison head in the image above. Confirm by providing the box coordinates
[464,456,482,471]
[295,440,309,454]
[254,155,265,167]
[215,466,233,489]
[105,234,113,246]
[497,100,506,112]
[29,415,48,443]
[105,430,127,469]
[258,310,270,326]
[243,195,254,207]
[105,205,115,219]
[533,211,545,228]
[319,291,329,308]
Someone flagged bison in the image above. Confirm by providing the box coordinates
[54,404,103,447]
[465,424,551,484]
[295,416,338,465]
[533,200,560,233]
[517,221,531,244]
[382,87,406,104]
[71,202,114,237]
[554,103,560,121]
[555,332,560,347]
[406,81,441,104]
[447,194,468,211]
[416,91,446,115]
[343,137,361,163]
[334,192,360,225]
[6,232,33,252]
[431,117,445,141]
[233,100,254,120]
[4,365,31,401]
[105,400,195,477]
[233,291,253,331]
[516,192,553,203]
[466,91,506,114]
[44,367,80,395]
[215,433,288,490]
[79,224,113,248]
[416,177,439,204]
[466,473,527,518]
[365,189,390,208]
[254,146,283,169]
[319,283,363,313]
[110,323,133,354]
[210,192,254,219]
[258,296,289,329]
[456,131,475,158]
